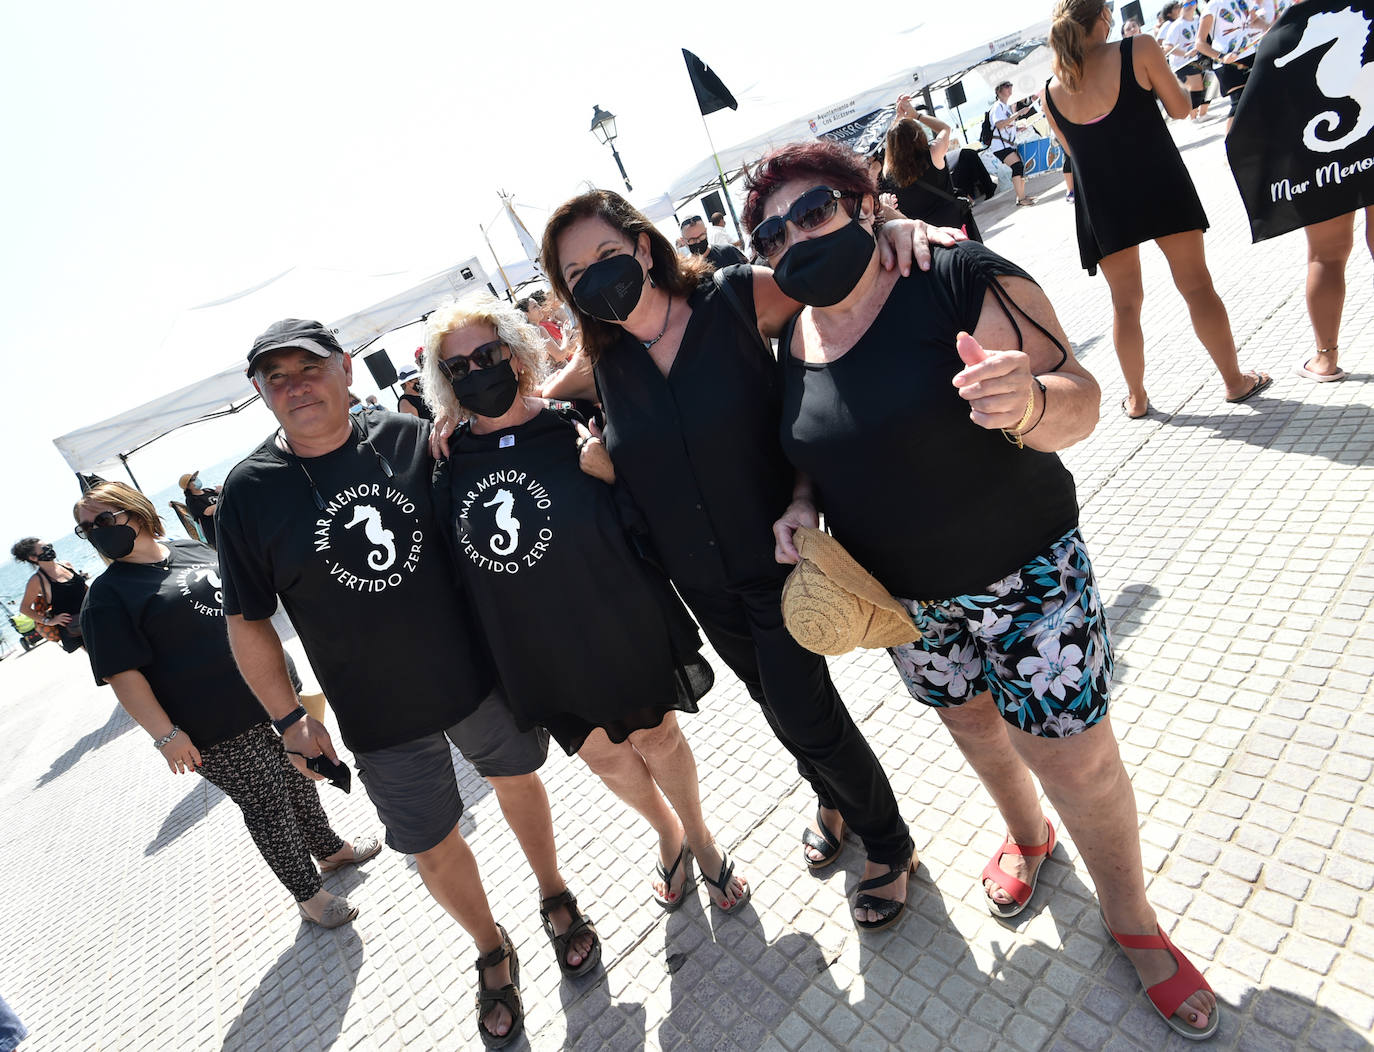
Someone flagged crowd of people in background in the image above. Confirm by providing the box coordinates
[8,0,1369,1047]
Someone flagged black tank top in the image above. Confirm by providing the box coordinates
[595,265,793,593]
[779,244,1079,598]
[892,165,965,230]
[1044,37,1208,272]
[398,392,432,420]
[39,564,88,617]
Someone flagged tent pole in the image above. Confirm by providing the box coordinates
[699,114,745,245]
[480,223,516,301]
[119,453,143,492]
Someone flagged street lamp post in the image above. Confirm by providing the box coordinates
[589,104,633,193]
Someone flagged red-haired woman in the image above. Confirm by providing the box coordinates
[749,137,1217,1040]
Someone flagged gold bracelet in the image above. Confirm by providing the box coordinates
[1001,385,1038,449]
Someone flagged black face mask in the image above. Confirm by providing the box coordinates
[88,524,138,560]
[772,218,876,307]
[36,544,57,562]
[571,253,645,322]
[452,361,520,418]
[686,240,709,255]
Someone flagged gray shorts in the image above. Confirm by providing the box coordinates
[355,687,550,854]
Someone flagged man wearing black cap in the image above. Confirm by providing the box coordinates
[217,319,595,1047]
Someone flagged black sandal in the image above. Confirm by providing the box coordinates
[802,806,845,871]
[652,839,694,912]
[539,888,602,979]
[701,848,751,914]
[474,924,522,1050]
[853,853,918,932]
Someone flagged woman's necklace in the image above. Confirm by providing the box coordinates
[641,295,673,349]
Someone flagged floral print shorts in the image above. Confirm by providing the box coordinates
[886,528,1113,738]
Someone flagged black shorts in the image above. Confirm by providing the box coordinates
[1216,60,1252,98]
[1174,61,1202,81]
[993,147,1019,163]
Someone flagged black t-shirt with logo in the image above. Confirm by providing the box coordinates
[216,412,492,753]
[435,408,712,755]
[81,539,267,748]
[779,242,1079,599]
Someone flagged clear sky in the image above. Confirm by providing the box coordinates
[0,0,1038,549]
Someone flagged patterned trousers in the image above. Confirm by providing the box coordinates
[197,723,345,902]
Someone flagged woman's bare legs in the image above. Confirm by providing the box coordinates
[1302,212,1357,376]
[1155,230,1266,399]
[1097,246,1150,416]
[578,714,747,908]
[935,693,1216,1032]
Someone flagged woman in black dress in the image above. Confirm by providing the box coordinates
[882,95,982,242]
[422,293,749,917]
[13,536,87,653]
[539,191,948,929]
[748,138,1217,1039]
[1042,0,1270,418]
[75,481,379,930]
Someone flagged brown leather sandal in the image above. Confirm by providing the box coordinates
[474,925,522,1050]
[539,888,601,979]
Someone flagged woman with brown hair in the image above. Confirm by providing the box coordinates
[75,480,378,930]
[536,190,944,929]
[1042,0,1271,418]
[12,536,87,653]
[883,95,982,241]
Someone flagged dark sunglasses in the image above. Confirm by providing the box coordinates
[74,509,129,539]
[437,340,512,382]
[750,186,860,259]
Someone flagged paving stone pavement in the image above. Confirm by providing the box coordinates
[2,116,1371,1051]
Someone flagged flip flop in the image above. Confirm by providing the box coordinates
[1225,371,1272,404]
[982,820,1056,919]
[652,839,694,912]
[1294,357,1348,382]
[1120,397,1150,420]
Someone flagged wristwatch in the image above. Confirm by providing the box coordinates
[272,705,309,734]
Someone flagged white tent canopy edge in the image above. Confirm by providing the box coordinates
[667,18,1051,205]
[53,257,491,478]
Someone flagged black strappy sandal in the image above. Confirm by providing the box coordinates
[701,848,751,914]
[539,888,602,979]
[474,925,523,1050]
[652,839,694,912]
[802,806,846,871]
[853,852,918,932]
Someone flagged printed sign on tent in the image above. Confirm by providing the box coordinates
[1227,0,1374,241]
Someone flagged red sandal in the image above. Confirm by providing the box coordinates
[981,819,1056,919]
[1102,914,1220,1040]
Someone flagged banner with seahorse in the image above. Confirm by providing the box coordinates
[1227,0,1374,241]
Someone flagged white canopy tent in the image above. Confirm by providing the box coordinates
[667,19,1052,205]
[53,258,491,482]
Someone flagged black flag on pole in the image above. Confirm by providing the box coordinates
[682,50,738,115]
[1226,0,1374,242]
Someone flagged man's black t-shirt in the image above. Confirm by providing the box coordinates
[707,244,747,269]
[595,264,793,593]
[216,412,492,752]
[81,539,266,748]
[779,242,1079,598]
[436,408,712,755]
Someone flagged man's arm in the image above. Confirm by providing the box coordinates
[227,614,339,764]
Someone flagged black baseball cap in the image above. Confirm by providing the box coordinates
[246,318,344,376]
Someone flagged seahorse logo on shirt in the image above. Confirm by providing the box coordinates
[344,504,396,570]
[1273,8,1374,153]
[484,489,520,555]
[178,564,224,616]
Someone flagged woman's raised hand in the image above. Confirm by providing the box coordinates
[951,331,1036,431]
